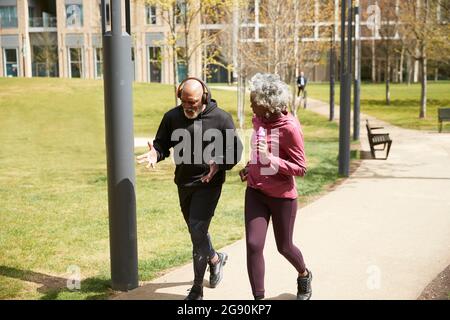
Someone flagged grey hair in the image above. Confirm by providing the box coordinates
[249,73,291,115]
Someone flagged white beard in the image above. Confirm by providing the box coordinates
[183,109,201,119]
[183,105,205,119]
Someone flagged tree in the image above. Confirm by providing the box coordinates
[144,0,179,105]
[145,0,234,103]
[399,0,450,118]
[234,0,333,117]
[378,0,398,105]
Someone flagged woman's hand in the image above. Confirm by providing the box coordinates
[257,139,270,164]
[239,167,248,182]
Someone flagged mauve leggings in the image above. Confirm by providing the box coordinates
[245,187,306,298]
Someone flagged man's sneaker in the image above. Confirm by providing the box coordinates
[297,269,312,300]
[185,285,203,300]
[209,252,228,288]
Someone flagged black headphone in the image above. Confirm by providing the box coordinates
[177,77,211,105]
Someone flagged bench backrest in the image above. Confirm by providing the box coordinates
[366,120,374,136]
[438,107,450,121]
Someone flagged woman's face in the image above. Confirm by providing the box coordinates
[250,93,267,118]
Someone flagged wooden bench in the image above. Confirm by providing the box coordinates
[438,107,450,133]
[366,119,393,160]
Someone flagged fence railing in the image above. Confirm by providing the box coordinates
[29,17,57,28]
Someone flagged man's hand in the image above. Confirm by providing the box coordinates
[201,160,219,183]
[136,142,157,169]
[239,167,248,182]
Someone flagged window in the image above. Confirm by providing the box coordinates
[66,4,83,27]
[148,47,161,83]
[31,45,59,77]
[177,47,187,82]
[95,48,103,78]
[0,6,18,28]
[4,48,18,77]
[69,48,83,78]
[176,0,187,25]
[146,5,157,25]
[99,1,110,26]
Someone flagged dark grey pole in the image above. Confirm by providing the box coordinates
[330,25,335,121]
[102,0,138,291]
[338,0,352,177]
[353,1,361,141]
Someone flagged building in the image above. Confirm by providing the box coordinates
[0,0,204,83]
[1,0,448,83]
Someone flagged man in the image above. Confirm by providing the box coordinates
[296,71,308,97]
[137,77,242,300]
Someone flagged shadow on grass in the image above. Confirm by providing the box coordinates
[0,265,111,300]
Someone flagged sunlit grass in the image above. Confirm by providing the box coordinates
[307,81,450,131]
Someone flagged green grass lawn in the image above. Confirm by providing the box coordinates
[0,77,341,300]
[307,81,450,131]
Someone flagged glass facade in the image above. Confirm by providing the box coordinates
[0,6,18,28]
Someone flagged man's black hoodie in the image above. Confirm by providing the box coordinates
[152,99,243,187]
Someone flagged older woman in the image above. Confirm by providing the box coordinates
[239,73,312,300]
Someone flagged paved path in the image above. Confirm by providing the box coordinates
[119,98,450,300]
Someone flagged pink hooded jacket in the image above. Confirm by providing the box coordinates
[247,111,307,199]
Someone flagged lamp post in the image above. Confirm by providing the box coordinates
[338,0,352,177]
[330,24,335,121]
[101,0,138,291]
[353,0,361,141]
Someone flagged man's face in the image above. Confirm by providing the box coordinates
[181,89,204,119]
[300,72,304,77]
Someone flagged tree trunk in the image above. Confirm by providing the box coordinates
[407,54,412,85]
[173,44,178,106]
[386,59,390,105]
[371,39,376,82]
[434,68,438,81]
[274,3,280,74]
[419,55,427,118]
[292,0,299,115]
[399,44,405,83]
[419,0,429,118]
[184,0,189,77]
[172,4,178,106]
[385,36,390,105]
[413,47,420,83]
[377,59,382,83]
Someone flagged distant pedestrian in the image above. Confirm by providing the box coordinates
[296,71,308,97]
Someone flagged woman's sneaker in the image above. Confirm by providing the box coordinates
[209,252,228,288]
[297,269,312,300]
